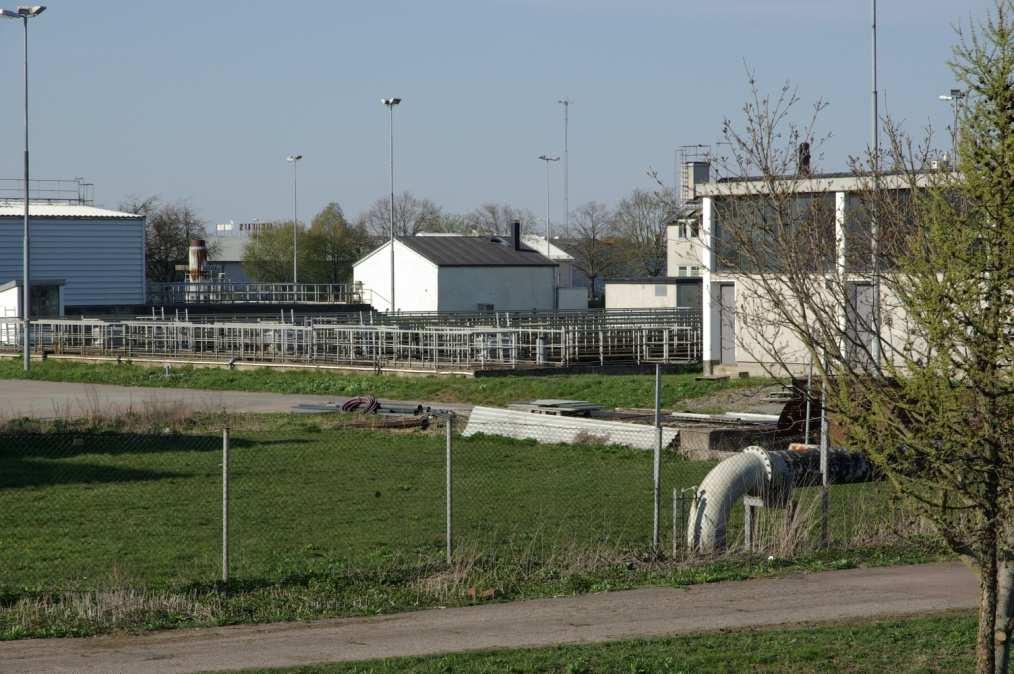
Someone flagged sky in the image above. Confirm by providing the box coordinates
[0,0,995,227]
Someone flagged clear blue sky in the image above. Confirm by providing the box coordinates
[0,0,993,226]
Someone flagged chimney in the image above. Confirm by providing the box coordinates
[797,142,811,176]
[188,239,207,282]
[512,220,521,250]
[680,161,711,203]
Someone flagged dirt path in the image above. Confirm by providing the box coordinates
[0,379,472,420]
[0,562,976,674]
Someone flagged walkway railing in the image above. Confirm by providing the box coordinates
[146,282,368,306]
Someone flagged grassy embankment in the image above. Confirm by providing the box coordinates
[241,612,976,673]
[0,358,766,409]
[0,414,940,640]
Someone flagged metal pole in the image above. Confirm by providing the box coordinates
[22,15,30,372]
[803,356,814,444]
[558,99,570,230]
[291,159,298,284]
[652,363,662,549]
[870,0,882,370]
[545,159,551,256]
[445,411,453,565]
[819,358,829,548]
[222,426,230,583]
[388,104,396,313]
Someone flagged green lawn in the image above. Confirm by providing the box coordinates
[237,612,976,673]
[0,421,940,639]
[0,358,766,409]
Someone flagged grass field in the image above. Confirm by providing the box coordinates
[0,417,940,639]
[242,612,976,673]
[0,358,766,409]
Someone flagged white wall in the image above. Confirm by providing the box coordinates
[438,266,555,311]
[667,223,703,275]
[605,283,675,309]
[0,216,145,307]
[353,241,439,312]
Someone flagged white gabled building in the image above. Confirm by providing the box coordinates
[353,226,558,313]
[0,201,145,312]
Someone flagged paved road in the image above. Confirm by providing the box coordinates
[0,562,976,674]
[0,379,472,419]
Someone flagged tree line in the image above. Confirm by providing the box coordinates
[135,187,675,291]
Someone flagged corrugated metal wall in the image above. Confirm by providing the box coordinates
[0,217,145,306]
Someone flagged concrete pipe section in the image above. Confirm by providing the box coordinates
[687,445,878,553]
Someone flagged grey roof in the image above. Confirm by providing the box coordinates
[206,235,249,262]
[398,236,556,267]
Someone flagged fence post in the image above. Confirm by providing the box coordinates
[445,411,453,565]
[652,363,662,550]
[222,426,230,584]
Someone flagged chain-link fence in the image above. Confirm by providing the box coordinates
[0,413,918,600]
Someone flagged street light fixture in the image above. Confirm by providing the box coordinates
[538,154,560,309]
[2,4,46,373]
[382,97,401,312]
[286,154,302,285]
[938,88,965,158]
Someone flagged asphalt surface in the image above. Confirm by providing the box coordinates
[0,561,977,673]
[0,379,472,419]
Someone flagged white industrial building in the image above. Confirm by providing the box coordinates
[0,202,145,313]
[353,229,560,312]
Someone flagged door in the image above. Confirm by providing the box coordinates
[846,283,876,367]
[719,283,736,365]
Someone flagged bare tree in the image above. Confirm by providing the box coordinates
[465,202,537,236]
[121,196,208,282]
[356,191,444,239]
[568,201,617,297]
[611,188,669,276]
[711,5,1012,671]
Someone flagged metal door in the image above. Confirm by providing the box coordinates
[719,283,736,365]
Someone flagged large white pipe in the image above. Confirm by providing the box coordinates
[687,449,769,552]
[687,445,876,553]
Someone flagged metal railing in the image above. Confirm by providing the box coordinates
[0,311,702,370]
[146,282,369,306]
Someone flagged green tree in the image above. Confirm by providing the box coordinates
[121,196,207,282]
[301,202,371,284]
[712,5,1012,671]
[241,221,298,282]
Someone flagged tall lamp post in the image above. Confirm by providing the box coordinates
[938,88,965,159]
[538,154,560,310]
[285,154,302,285]
[382,97,401,312]
[557,99,571,231]
[537,155,559,256]
[1,4,46,373]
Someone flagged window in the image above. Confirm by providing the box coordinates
[690,220,700,238]
[654,284,667,297]
[477,303,494,312]
[677,222,688,239]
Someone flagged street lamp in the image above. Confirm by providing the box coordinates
[537,155,559,257]
[538,154,560,310]
[1,4,46,373]
[557,99,571,231]
[286,154,302,285]
[382,97,401,312]
[938,88,965,158]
